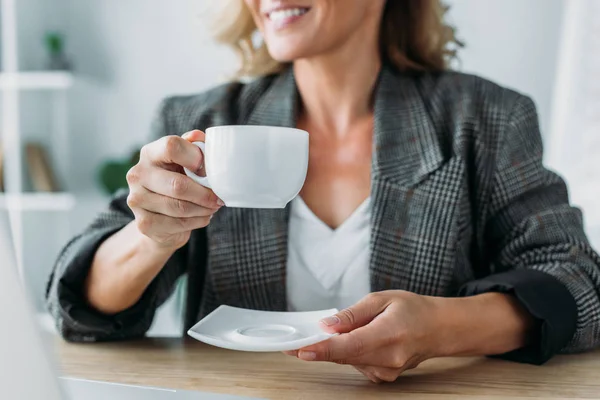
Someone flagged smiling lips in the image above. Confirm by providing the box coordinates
[265,7,310,30]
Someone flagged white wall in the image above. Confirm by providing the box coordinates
[20,0,567,333]
[448,0,565,135]
[64,0,235,194]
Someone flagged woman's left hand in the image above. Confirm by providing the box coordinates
[286,289,534,383]
[285,290,447,383]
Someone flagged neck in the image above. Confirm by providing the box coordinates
[293,28,381,136]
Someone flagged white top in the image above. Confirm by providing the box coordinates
[286,196,371,311]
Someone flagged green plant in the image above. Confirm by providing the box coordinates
[98,149,140,195]
[45,32,64,55]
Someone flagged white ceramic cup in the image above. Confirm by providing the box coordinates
[183,125,309,209]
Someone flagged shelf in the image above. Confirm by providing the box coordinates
[0,71,74,90]
[0,192,76,211]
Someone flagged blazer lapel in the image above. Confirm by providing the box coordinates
[370,67,447,293]
[246,68,298,127]
[208,68,298,312]
[372,67,444,186]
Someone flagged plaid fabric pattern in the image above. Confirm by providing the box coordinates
[46,65,600,353]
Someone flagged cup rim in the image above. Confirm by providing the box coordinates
[205,125,309,136]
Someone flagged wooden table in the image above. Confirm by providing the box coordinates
[58,338,600,399]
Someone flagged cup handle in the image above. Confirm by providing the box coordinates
[184,141,211,189]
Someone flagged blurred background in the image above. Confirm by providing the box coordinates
[2,0,598,336]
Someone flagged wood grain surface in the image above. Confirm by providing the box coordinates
[57,338,600,399]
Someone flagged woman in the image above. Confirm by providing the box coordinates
[47,0,600,383]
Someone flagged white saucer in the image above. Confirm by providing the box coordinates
[187,305,338,352]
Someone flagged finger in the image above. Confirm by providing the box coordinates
[354,366,383,384]
[182,129,206,143]
[298,326,377,362]
[143,135,204,174]
[133,166,222,208]
[319,292,389,334]
[127,187,217,218]
[133,210,211,236]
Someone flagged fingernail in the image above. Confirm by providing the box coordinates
[216,198,225,206]
[283,350,298,357]
[320,316,341,326]
[298,351,316,361]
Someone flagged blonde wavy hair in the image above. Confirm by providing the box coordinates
[211,0,462,78]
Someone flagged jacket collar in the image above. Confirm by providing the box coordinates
[372,67,444,186]
[246,64,444,186]
[246,67,299,129]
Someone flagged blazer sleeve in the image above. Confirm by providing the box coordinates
[459,95,600,364]
[45,99,188,342]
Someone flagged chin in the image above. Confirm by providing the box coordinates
[267,47,304,63]
[264,38,315,63]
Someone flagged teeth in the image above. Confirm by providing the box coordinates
[269,8,307,22]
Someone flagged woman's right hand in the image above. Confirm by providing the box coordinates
[126,130,223,251]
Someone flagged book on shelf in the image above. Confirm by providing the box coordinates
[25,142,60,192]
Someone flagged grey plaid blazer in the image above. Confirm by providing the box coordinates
[47,65,600,362]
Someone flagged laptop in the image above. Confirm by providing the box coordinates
[0,212,261,400]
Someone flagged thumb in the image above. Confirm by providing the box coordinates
[319,293,388,334]
[181,129,206,142]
